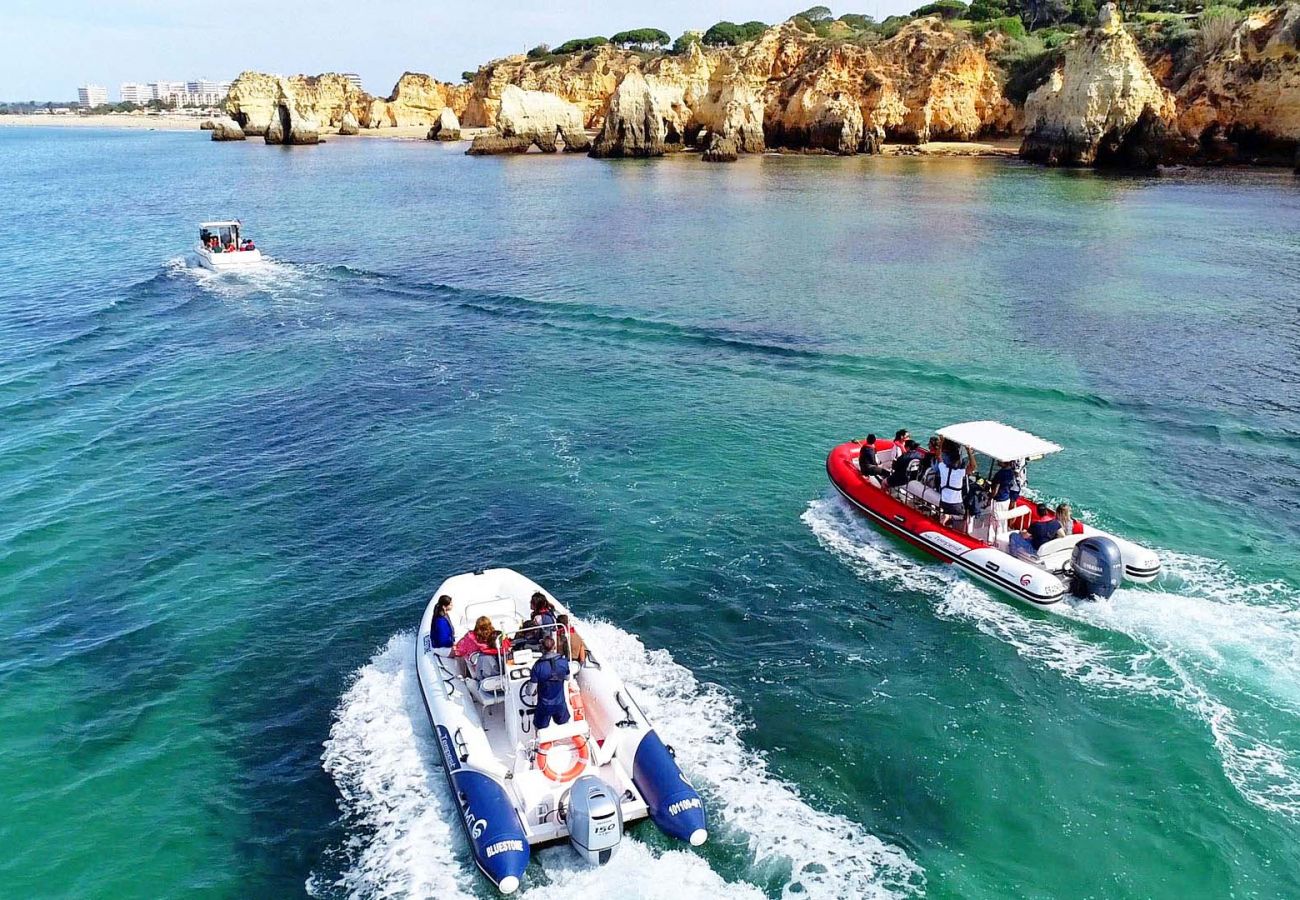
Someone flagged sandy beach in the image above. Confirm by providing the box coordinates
[0,113,203,131]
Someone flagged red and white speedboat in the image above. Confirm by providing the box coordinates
[826,421,1161,609]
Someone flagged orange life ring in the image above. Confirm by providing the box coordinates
[568,683,585,722]
[537,735,589,783]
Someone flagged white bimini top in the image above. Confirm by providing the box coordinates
[937,421,1063,462]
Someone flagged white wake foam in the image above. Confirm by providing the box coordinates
[312,626,921,899]
[581,621,924,900]
[803,495,1300,823]
[801,499,1173,695]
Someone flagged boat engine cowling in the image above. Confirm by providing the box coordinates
[563,775,623,865]
[1070,536,1124,599]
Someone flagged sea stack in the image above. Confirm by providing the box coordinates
[1020,3,1175,167]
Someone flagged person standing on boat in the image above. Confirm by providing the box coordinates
[989,459,1019,543]
[936,440,974,529]
[530,636,572,729]
[430,595,455,650]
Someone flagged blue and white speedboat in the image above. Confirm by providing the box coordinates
[416,568,708,894]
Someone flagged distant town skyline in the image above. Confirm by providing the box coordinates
[2,0,915,100]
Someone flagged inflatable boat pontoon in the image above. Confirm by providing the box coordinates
[827,420,1161,609]
[416,568,708,894]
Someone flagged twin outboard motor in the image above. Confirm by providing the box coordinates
[1070,536,1124,599]
[563,775,623,865]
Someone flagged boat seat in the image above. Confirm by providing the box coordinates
[1036,533,1089,571]
[535,719,589,745]
[905,481,941,508]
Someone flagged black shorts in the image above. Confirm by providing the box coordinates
[940,501,966,517]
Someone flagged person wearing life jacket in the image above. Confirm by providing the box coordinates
[555,613,587,667]
[529,636,572,728]
[858,433,890,482]
[430,594,455,650]
[892,429,910,454]
[886,440,924,490]
[1029,503,1064,549]
[1056,503,1083,536]
[936,439,975,528]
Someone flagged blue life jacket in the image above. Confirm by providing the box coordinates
[530,654,570,708]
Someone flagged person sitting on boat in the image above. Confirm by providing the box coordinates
[225,240,238,253]
[555,614,587,666]
[455,616,511,678]
[241,238,255,251]
[529,636,572,728]
[892,429,910,453]
[430,594,455,650]
[858,434,890,482]
[885,440,924,490]
[936,439,975,528]
[1029,503,1064,549]
[514,592,558,649]
[1009,528,1037,561]
[1056,503,1083,536]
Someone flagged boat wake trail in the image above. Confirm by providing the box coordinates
[803,495,1300,823]
[309,626,922,900]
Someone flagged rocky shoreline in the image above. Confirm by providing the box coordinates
[215,3,1300,170]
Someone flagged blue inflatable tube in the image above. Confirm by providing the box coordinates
[632,729,708,846]
[435,726,530,893]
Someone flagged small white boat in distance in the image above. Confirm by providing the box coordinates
[416,568,708,894]
[194,220,262,270]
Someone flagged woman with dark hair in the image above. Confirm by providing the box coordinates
[430,594,455,649]
[555,614,587,666]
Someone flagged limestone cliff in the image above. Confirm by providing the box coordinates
[590,72,692,157]
[368,73,471,128]
[226,71,369,134]
[460,19,1015,156]
[1171,4,1300,163]
[497,85,590,151]
[1021,5,1176,166]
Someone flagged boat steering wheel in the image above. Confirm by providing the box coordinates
[518,679,538,710]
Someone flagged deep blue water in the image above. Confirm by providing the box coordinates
[2,126,1300,899]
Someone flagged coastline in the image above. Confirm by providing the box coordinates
[0,114,1019,157]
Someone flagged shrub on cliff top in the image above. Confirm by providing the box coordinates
[702,20,769,45]
[911,0,969,19]
[527,44,551,59]
[1197,5,1241,58]
[794,5,834,21]
[974,14,1027,36]
[611,28,671,49]
[1000,42,1062,101]
[553,36,608,53]
[838,13,876,29]
[672,31,703,53]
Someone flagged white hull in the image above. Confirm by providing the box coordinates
[194,244,263,271]
[416,568,707,892]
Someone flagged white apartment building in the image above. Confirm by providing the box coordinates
[149,80,188,103]
[120,82,152,105]
[77,84,108,108]
[342,73,363,91]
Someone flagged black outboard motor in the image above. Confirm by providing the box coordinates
[1070,536,1124,599]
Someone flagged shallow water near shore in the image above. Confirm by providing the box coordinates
[2,127,1299,898]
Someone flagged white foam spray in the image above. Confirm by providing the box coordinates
[803,495,1300,822]
[311,624,922,899]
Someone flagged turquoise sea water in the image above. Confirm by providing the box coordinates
[2,127,1299,899]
